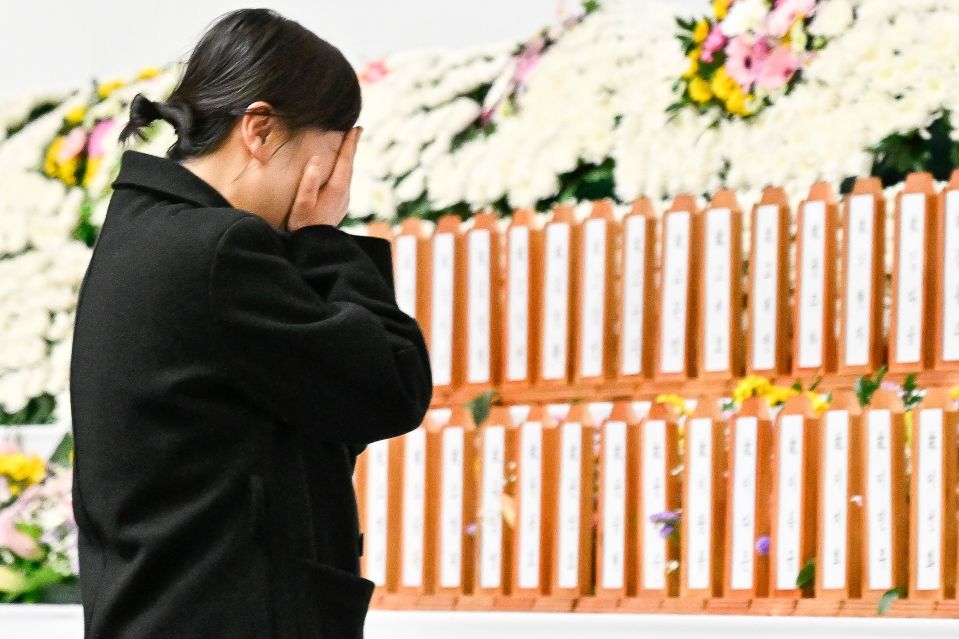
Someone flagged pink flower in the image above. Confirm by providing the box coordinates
[725,34,770,89]
[359,60,388,84]
[86,119,114,159]
[0,513,42,560]
[880,381,902,393]
[755,45,800,90]
[700,24,728,63]
[765,0,817,38]
[57,127,88,162]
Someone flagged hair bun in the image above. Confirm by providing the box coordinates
[118,93,193,145]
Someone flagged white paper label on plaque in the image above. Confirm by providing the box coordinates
[365,439,390,586]
[642,419,668,589]
[751,205,780,371]
[866,409,893,590]
[704,208,732,372]
[430,232,455,385]
[395,234,418,319]
[798,201,826,369]
[518,421,543,589]
[730,417,758,590]
[400,427,427,587]
[632,400,652,420]
[621,215,648,375]
[439,426,465,588]
[467,229,491,383]
[506,225,530,380]
[542,223,570,380]
[895,193,926,364]
[587,401,614,425]
[660,212,691,374]
[601,420,628,589]
[580,219,607,377]
[822,410,850,590]
[916,409,943,591]
[479,425,506,589]
[557,422,583,588]
[844,194,875,366]
[509,404,531,426]
[686,418,713,590]
[776,415,804,590]
[943,191,959,361]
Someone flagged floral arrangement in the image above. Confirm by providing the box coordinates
[0,442,77,602]
[673,0,854,120]
[722,374,830,414]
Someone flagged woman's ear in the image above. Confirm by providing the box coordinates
[240,100,278,163]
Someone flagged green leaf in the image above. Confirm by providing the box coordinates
[878,587,904,615]
[795,557,815,589]
[465,390,498,429]
[49,432,74,467]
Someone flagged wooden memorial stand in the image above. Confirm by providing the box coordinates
[355,433,402,607]
[798,391,862,615]
[501,405,560,609]
[379,409,446,608]
[654,195,701,382]
[792,182,838,378]
[670,397,726,613]
[581,401,638,611]
[619,402,683,612]
[842,391,909,616]
[572,199,620,393]
[391,217,430,327]
[500,209,543,398]
[535,403,596,611]
[457,212,502,401]
[746,187,791,378]
[934,170,959,372]
[535,205,578,394]
[615,198,657,388]
[836,178,886,377]
[696,191,744,384]
[421,406,476,609]
[426,215,466,402]
[902,389,957,616]
[459,406,515,610]
[711,397,773,614]
[753,394,820,615]
[888,172,938,374]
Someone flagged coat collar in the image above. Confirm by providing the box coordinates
[111,149,234,209]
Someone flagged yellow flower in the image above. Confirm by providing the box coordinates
[65,106,86,126]
[683,57,700,79]
[693,19,710,44]
[805,391,830,414]
[688,76,713,104]
[732,375,773,405]
[0,452,46,490]
[655,393,691,417]
[725,84,758,116]
[949,385,959,400]
[43,136,64,177]
[713,0,731,20]
[137,65,161,80]
[710,67,739,101]
[83,156,102,189]
[97,79,125,100]
[904,410,914,446]
[764,385,800,407]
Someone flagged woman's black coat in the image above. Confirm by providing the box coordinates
[69,149,432,639]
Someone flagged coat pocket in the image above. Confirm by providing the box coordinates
[292,555,375,639]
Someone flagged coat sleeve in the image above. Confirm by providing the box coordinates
[209,214,433,446]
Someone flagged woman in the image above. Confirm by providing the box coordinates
[69,8,432,639]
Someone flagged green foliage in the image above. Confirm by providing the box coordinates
[0,393,56,425]
[868,110,956,187]
[901,373,923,411]
[795,557,815,590]
[855,364,888,407]
[465,390,498,429]
[878,586,904,615]
[49,432,74,467]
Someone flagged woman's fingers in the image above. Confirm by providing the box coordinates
[290,156,323,220]
[323,127,361,197]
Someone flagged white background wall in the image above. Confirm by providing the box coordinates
[0,1,705,101]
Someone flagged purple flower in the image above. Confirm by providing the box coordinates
[649,510,680,524]
[756,535,771,556]
[465,522,478,536]
[659,524,676,540]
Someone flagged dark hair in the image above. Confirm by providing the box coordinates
[118,8,361,162]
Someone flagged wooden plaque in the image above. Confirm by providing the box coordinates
[572,199,619,388]
[355,435,402,606]
[746,187,791,377]
[392,217,430,325]
[792,183,838,377]
[837,178,886,375]
[460,212,502,394]
[615,198,657,383]
[889,173,938,372]
[654,195,701,381]
[536,205,577,390]
[426,215,466,397]
[934,170,959,370]
[501,210,543,392]
[697,191,744,380]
